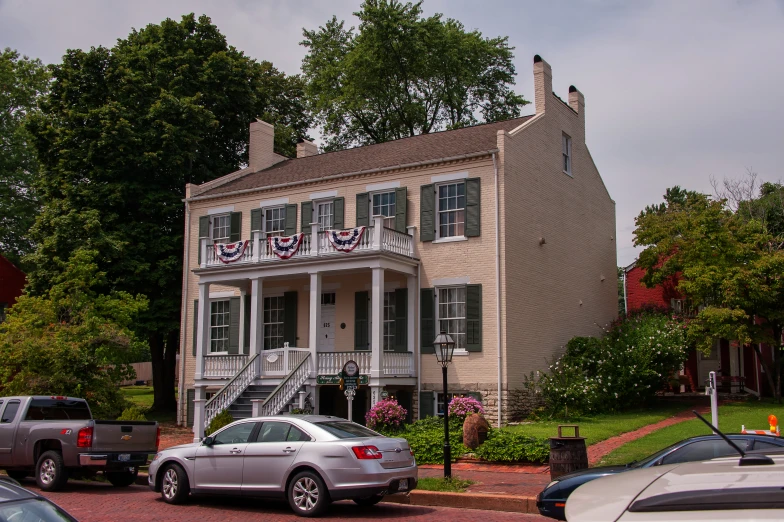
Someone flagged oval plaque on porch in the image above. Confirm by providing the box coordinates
[266,353,279,363]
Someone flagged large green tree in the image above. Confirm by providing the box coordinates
[26,14,311,412]
[635,182,784,401]
[301,0,528,151]
[0,49,49,269]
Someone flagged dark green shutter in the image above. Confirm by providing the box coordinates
[420,184,435,242]
[198,216,210,265]
[228,297,240,354]
[284,203,297,236]
[466,284,482,352]
[186,389,195,427]
[465,178,481,237]
[230,212,242,242]
[395,187,407,232]
[243,294,251,352]
[394,288,407,352]
[354,291,369,350]
[420,288,435,353]
[283,291,298,346]
[192,299,199,356]
[467,391,482,402]
[419,391,434,419]
[333,197,345,230]
[301,201,313,233]
[356,193,369,227]
[250,208,262,233]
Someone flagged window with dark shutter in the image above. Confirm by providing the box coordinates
[420,184,435,242]
[283,291,298,346]
[228,296,240,354]
[395,186,407,233]
[355,291,369,350]
[356,193,369,227]
[301,201,313,233]
[394,288,407,352]
[192,299,199,356]
[243,294,251,353]
[465,178,481,237]
[250,208,262,233]
[198,216,210,265]
[333,197,345,230]
[466,284,482,352]
[284,203,298,236]
[420,288,435,353]
[419,391,434,419]
[229,212,242,242]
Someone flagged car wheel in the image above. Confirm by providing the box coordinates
[5,470,28,481]
[106,467,138,487]
[36,451,68,492]
[352,494,384,506]
[288,470,330,517]
[160,463,190,504]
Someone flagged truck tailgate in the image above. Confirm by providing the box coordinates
[91,420,158,453]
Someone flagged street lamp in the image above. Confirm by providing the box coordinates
[433,330,456,478]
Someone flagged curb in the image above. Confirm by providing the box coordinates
[383,490,538,514]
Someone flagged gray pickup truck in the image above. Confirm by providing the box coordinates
[0,396,159,491]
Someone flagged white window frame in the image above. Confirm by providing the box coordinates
[211,213,231,243]
[436,181,466,240]
[562,133,572,175]
[383,291,395,352]
[314,200,334,231]
[371,190,396,229]
[210,299,230,353]
[435,285,468,354]
[263,295,285,350]
[263,205,286,237]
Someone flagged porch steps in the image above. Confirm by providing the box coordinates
[226,384,306,420]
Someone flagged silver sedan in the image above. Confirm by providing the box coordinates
[148,415,417,517]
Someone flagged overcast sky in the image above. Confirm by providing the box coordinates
[2,0,783,265]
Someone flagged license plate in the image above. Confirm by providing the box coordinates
[398,479,408,491]
[118,454,131,462]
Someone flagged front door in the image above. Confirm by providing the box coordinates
[242,421,309,493]
[318,293,336,352]
[193,421,257,490]
[697,341,721,388]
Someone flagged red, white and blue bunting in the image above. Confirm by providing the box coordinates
[214,240,249,264]
[268,233,304,259]
[326,226,365,252]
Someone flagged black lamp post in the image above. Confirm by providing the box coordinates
[433,330,456,478]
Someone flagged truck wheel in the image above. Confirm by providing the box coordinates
[160,464,190,504]
[6,470,28,481]
[288,470,331,517]
[106,468,138,487]
[36,451,68,492]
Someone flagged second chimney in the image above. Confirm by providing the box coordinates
[533,54,552,115]
[296,138,318,158]
[249,119,276,172]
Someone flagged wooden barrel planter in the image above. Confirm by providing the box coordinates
[549,425,588,480]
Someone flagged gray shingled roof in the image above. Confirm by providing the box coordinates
[200,116,533,196]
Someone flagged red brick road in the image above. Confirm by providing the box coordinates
[29,481,549,522]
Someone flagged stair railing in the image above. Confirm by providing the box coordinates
[259,353,311,416]
[203,353,259,430]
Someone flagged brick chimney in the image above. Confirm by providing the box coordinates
[569,85,585,126]
[296,138,318,158]
[249,119,277,172]
[533,55,552,115]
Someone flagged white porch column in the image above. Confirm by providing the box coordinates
[252,231,261,262]
[372,216,383,250]
[370,267,384,382]
[248,277,263,358]
[309,271,322,377]
[310,223,320,256]
[192,386,206,441]
[200,238,208,268]
[195,282,210,380]
[407,274,417,376]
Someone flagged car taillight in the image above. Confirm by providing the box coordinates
[156,426,161,450]
[77,426,93,448]
[351,445,382,460]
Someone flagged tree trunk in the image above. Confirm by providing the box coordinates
[150,330,178,412]
[753,341,781,404]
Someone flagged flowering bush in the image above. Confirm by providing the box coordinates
[365,398,407,432]
[540,311,688,416]
[448,396,484,419]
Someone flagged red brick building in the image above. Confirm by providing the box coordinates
[0,254,26,322]
[623,261,770,396]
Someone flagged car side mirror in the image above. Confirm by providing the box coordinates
[202,436,214,446]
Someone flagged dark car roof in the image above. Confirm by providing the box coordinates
[0,480,38,502]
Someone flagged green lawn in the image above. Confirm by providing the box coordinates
[506,403,686,446]
[119,386,176,423]
[598,400,784,466]
[417,477,474,492]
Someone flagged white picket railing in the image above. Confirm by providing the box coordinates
[318,227,375,255]
[203,354,249,379]
[382,227,413,257]
[383,352,414,376]
[259,354,311,416]
[203,353,259,430]
[317,351,372,375]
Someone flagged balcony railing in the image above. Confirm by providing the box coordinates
[317,351,414,377]
[203,354,249,379]
[200,216,414,268]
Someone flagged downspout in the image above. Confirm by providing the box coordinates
[493,152,502,427]
[178,199,191,425]
[417,262,421,420]
[622,269,628,316]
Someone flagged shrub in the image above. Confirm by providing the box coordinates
[540,311,688,416]
[365,398,407,432]
[116,406,147,421]
[448,396,484,419]
[206,409,233,436]
[389,416,467,464]
[473,429,549,463]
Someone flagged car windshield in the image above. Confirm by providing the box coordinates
[631,441,687,468]
[0,498,73,522]
[314,421,380,439]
